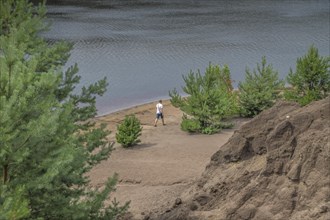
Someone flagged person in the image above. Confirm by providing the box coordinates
[154,100,165,127]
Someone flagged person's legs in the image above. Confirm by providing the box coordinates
[161,114,165,125]
[154,113,159,126]
[162,118,165,125]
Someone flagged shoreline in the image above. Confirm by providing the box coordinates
[96,96,172,118]
[95,98,171,118]
[93,99,183,135]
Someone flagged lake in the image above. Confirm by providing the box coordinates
[44,0,329,115]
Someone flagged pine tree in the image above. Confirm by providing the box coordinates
[238,57,285,117]
[285,45,330,105]
[0,0,128,219]
[116,115,143,148]
[169,63,237,134]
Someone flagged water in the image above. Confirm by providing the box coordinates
[44,0,329,115]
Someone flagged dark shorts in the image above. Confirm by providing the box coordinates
[156,113,163,119]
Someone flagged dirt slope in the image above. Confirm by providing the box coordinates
[151,97,330,220]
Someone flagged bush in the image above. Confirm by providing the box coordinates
[169,63,238,134]
[180,114,201,133]
[201,126,220,135]
[238,57,285,117]
[116,115,142,147]
[285,45,330,105]
[181,115,229,135]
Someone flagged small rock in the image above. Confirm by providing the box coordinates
[319,205,328,213]
[195,194,210,206]
[189,202,199,211]
[175,198,182,206]
[287,163,301,181]
[143,215,150,220]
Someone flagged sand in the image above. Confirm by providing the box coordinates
[89,100,245,219]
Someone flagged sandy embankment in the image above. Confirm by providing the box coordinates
[89,100,244,218]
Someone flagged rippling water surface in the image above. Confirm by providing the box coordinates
[44,0,329,115]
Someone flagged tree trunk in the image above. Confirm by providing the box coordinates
[3,164,8,184]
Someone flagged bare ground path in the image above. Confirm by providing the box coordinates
[89,100,244,219]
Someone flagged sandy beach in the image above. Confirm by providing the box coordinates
[89,100,245,219]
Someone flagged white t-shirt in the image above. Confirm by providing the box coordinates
[156,103,163,114]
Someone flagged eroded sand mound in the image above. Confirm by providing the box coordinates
[152,97,330,220]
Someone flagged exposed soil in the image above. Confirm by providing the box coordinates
[151,97,330,220]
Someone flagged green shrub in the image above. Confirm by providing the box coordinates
[116,115,142,147]
[180,114,201,133]
[284,45,330,105]
[180,114,233,134]
[238,57,285,117]
[201,126,220,135]
[170,63,238,134]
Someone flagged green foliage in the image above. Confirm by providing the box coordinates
[201,126,220,135]
[238,57,285,117]
[180,114,201,133]
[285,45,330,105]
[180,114,234,135]
[0,1,128,219]
[116,115,143,147]
[0,186,30,220]
[170,63,238,134]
